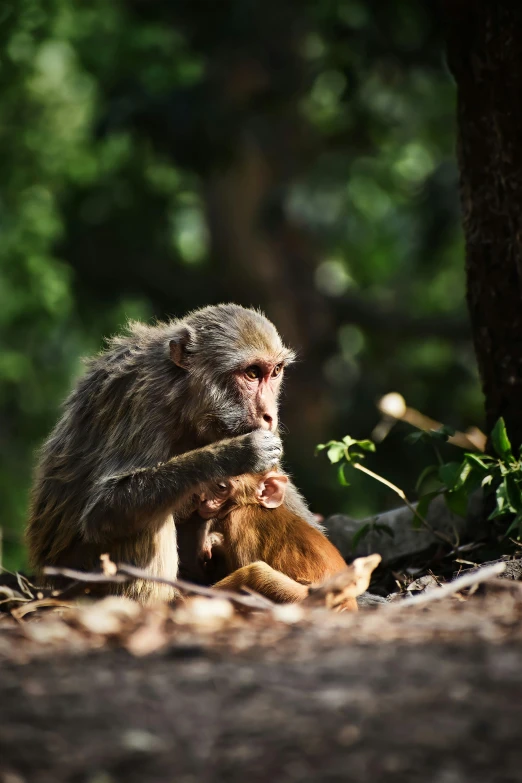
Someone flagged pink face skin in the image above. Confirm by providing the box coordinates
[235,359,285,432]
[198,482,232,520]
[197,360,286,521]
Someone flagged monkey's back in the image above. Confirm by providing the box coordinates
[225,505,347,585]
[26,323,178,574]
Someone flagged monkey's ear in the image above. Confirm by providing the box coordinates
[169,327,194,370]
[257,472,288,509]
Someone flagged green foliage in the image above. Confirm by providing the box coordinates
[0,0,479,569]
[319,419,522,544]
[351,521,394,550]
[411,419,522,535]
[316,435,376,487]
[0,0,201,568]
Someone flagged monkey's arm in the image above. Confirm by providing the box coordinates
[82,430,281,541]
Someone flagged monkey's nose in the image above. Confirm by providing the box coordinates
[261,413,276,430]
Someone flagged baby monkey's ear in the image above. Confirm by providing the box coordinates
[169,326,195,370]
[256,471,288,509]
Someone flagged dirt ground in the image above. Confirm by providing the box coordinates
[1,580,522,783]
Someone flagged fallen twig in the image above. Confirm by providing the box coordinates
[394,561,506,608]
[44,564,273,612]
[44,566,129,585]
[12,598,74,621]
[117,564,275,611]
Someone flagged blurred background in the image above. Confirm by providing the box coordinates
[0,0,482,570]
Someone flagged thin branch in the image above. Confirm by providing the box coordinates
[44,564,273,612]
[353,462,455,547]
[117,563,275,610]
[44,566,128,584]
[12,598,74,621]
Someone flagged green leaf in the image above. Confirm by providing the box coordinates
[405,431,429,445]
[461,465,488,494]
[326,443,346,464]
[505,475,522,513]
[438,461,463,490]
[341,435,356,448]
[351,523,371,550]
[488,478,514,519]
[491,417,513,462]
[496,478,511,513]
[458,461,473,486]
[341,436,375,462]
[499,461,510,476]
[464,453,494,469]
[338,462,350,487]
[504,515,522,538]
[415,464,439,493]
[482,474,494,487]
[353,439,376,453]
[429,425,456,442]
[405,426,455,446]
[444,486,469,518]
[416,491,439,527]
[347,449,366,462]
[351,521,394,550]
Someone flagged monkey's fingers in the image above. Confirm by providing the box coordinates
[241,430,283,474]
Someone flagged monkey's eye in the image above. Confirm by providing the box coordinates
[272,363,283,378]
[245,365,262,380]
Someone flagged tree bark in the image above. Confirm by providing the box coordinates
[445,4,522,445]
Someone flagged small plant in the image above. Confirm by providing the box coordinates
[317,417,522,544]
[316,435,442,544]
[413,417,522,538]
[316,435,376,487]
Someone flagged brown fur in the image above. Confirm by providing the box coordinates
[209,473,356,610]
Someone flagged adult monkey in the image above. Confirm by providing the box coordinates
[26,304,311,603]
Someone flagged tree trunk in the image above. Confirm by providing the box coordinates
[445,5,522,445]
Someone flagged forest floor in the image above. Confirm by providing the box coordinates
[1,574,522,783]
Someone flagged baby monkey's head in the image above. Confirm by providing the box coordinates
[198,470,288,520]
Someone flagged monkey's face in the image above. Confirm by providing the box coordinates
[169,305,295,440]
[232,359,286,432]
[194,354,292,440]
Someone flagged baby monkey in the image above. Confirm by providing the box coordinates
[195,471,361,610]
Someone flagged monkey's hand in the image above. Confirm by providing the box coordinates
[200,531,224,563]
[238,430,283,474]
[198,481,232,520]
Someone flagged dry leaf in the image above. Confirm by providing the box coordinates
[74,596,141,636]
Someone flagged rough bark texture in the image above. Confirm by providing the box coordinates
[446,4,522,443]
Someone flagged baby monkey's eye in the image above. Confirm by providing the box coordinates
[245,365,262,380]
[272,363,283,377]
